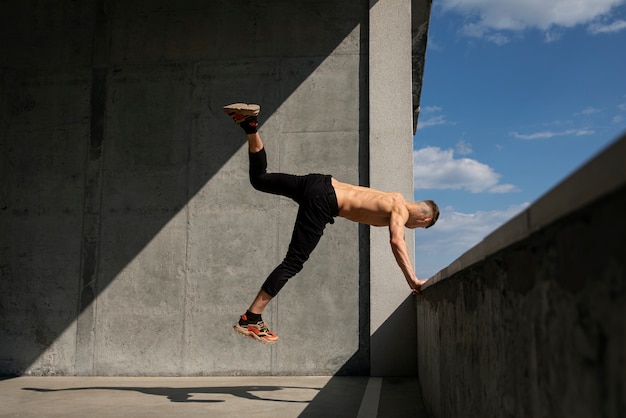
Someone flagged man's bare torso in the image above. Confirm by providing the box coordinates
[331,178,407,227]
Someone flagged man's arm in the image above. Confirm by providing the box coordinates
[388,205,426,293]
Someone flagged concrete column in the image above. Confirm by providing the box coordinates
[368,0,417,376]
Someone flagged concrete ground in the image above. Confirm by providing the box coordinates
[0,375,427,418]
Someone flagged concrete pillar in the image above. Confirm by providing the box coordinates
[368,0,417,376]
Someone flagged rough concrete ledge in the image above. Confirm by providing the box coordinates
[425,132,626,288]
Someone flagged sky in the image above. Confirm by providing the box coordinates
[413,0,626,278]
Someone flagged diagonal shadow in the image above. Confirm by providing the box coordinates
[22,384,319,404]
[0,0,369,375]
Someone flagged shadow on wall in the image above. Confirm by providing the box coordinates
[0,0,366,375]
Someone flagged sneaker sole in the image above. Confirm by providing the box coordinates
[223,103,260,118]
[233,324,279,345]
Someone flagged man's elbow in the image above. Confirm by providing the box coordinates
[389,236,404,251]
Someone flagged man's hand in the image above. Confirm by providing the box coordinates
[410,277,427,295]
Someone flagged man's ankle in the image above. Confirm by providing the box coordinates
[241,116,258,134]
[244,310,262,323]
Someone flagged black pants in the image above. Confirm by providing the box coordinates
[249,148,339,297]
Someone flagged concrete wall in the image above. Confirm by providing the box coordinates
[0,0,370,376]
[417,135,626,417]
[368,0,425,377]
[1,1,429,376]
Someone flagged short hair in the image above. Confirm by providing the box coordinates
[423,200,439,229]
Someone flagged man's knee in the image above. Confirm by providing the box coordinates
[249,173,268,192]
[261,262,302,297]
[282,259,305,277]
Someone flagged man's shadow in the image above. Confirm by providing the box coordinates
[22,385,320,404]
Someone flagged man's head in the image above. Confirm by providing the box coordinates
[406,200,440,229]
[422,200,439,228]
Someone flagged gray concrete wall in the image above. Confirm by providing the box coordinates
[1,0,430,377]
[369,0,417,377]
[0,0,370,376]
[416,135,626,417]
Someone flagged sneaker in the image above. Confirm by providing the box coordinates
[233,314,279,345]
[223,103,260,125]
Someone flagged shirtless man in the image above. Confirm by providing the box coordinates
[223,103,439,344]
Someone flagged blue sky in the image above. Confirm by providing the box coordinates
[413,0,626,278]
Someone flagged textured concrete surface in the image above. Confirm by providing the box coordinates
[368,0,418,377]
[0,0,364,376]
[0,376,427,418]
[417,135,626,417]
[0,0,431,377]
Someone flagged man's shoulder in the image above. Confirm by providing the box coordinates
[387,193,411,216]
[385,192,407,205]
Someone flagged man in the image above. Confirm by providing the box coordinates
[223,103,439,345]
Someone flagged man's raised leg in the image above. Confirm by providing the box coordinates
[247,133,263,153]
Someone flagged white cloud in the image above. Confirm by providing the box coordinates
[422,203,529,242]
[417,106,454,131]
[488,183,518,193]
[417,106,453,130]
[415,203,530,277]
[439,0,626,42]
[616,102,626,124]
[510,128,595,140]
[544,30,563,43]
[417,115,449,129]
[588,19,626,33]
[427,38,444,51]
[456,139,473,155]
[461,23,511,43]
[421,105,443,113]
[414,146,517,193]
[577,107,602,116]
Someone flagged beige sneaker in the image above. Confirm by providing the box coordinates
[233,314,279,345]
[223,103,260,125]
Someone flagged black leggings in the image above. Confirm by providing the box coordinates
[249,148,339,297]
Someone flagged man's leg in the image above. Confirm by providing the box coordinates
[246,132,263,153]
[224,103,283,344]
[260,204,325,295]
[247,289,273,316]
[224,104,331,345]
[225,104,304,202]
[229,105,306,303]
[235,204,324,343]
[243,135,282,316]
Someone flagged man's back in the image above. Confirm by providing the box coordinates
[331,178,407,227]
